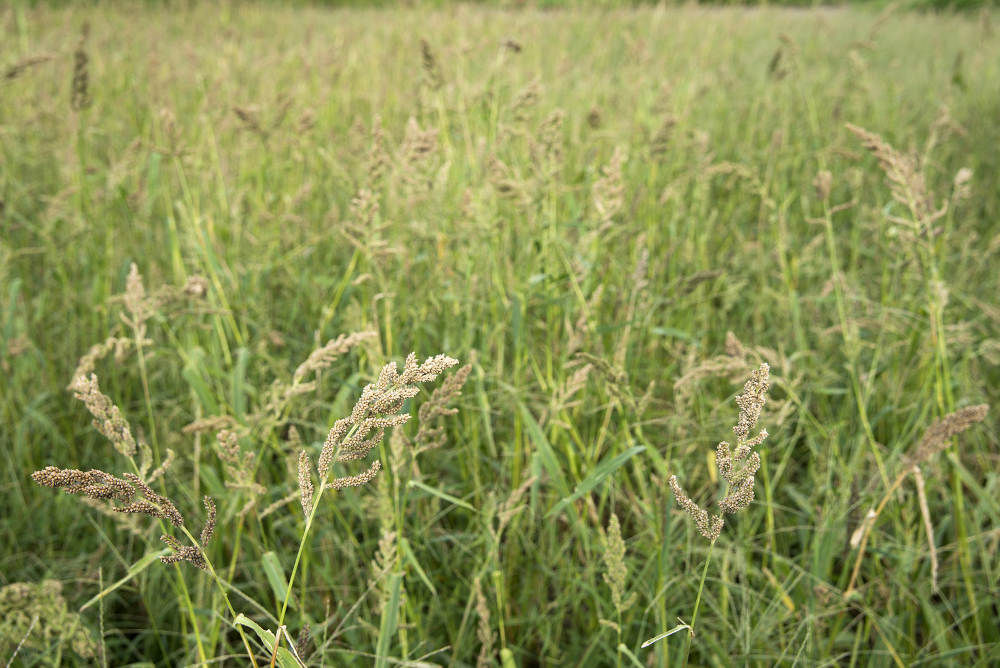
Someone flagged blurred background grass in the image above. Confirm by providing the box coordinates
[2,1,999,665]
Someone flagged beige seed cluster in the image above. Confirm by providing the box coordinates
[292,331,376,384]
[601,514,637,614]
[69,374,137,457]
[298,450,314,515]
[215,430,266,517]
[313,353,459,491]
[413,362,472,453]
[669,363,770,541]
[668,475,724,542]
[904,404,989,468]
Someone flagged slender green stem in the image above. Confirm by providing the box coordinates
[279,478,326,627]
[119,454,207,663]
[179,525,260,668]
[278,421,367,626]
[681,540,715,668]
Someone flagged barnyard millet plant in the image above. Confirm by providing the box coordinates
[3,3,999,666]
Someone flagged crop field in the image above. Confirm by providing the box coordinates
[1,2,999,666]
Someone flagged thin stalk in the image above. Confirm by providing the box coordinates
[278,422,362,627]
[681,540,715,668]
[121,454,208,664]
[178,526,260,668]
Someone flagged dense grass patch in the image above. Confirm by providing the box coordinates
[2,3,998,665]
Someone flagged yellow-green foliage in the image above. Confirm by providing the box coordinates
[1,3,998,666]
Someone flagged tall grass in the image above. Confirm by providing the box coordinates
[1,3,998,665]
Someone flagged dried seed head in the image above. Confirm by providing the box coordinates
[420,38,443,90]
[473,576,495,668]
[33,467,184,527]
[293,331,376,384]
[160,497,215,570]
[668,475,723,542]
[366,115,390,187]
[3,54,53,81]
[668,363,771,539]
[70,374,137,457]
[847,123,944,236]
[319,418,351,477]
[414,363,471,452]
[601,514,636,614]
[814,170,833,201]
[32,467,134,503]
[70,24,91,111]
[160,539,207,570]
[593,146,628,224]
[147,448,175,483]
[67,337,134,389]
[904,404,989,468]
[330,458,382,490]
[199,497,217,546]
[123,473,184,527]
[733,363,769,442]
[182,415,237,434]
[317,354,457,487]
[298,450,314,515]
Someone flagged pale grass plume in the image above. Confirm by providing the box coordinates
[487,153,529,205]
[814,170,833,201]
[650,114,677,157]
[215,429,266,518]
[292,331,376,384]
[534,109,565,174]
[182,414,238,435]
[845,122,956,244]
[67,336,134,389]
[495,475,536,537]
[510,79,541,122]
[399,116,439,192]
[845,403,989,595]
[413,362,472,453]
[902,404,989,468]
[593,146,627,226]
[366,114,390,188]
[473,575,495,668]
[315,353,459,490]
[69,374,137,457]
[669,363,770,540]
[601,514,637,616]
[668,476,723,542]
[123,263,153,334]
[297,451,314,515]
[147,447,175,483]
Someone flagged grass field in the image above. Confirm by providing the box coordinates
[2,3,999,666]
